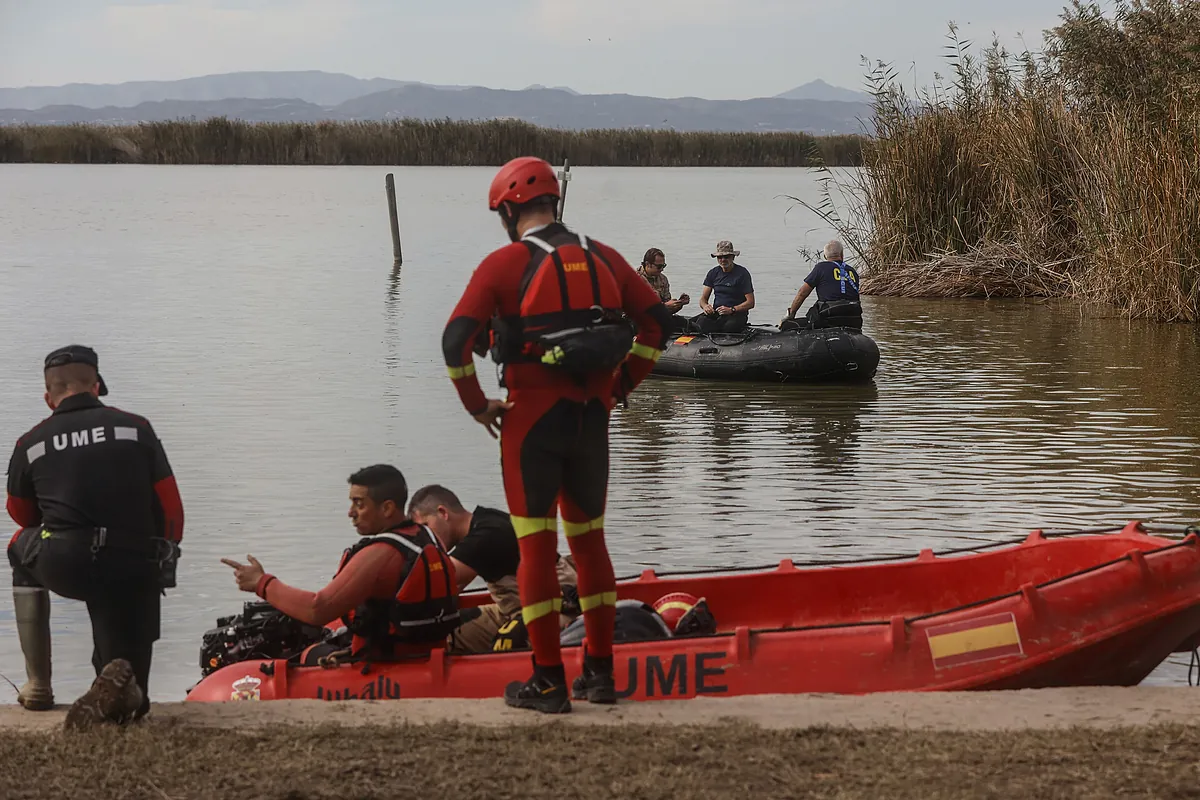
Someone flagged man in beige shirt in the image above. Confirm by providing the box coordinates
[636,248,689,333]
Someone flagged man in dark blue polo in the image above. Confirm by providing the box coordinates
[784,240,864,330]
[696,240,754,333]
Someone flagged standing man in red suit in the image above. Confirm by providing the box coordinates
[442,157,672,713]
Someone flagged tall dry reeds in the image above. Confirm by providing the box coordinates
[0,118,864,168]
[805,13,1200,322]
[1067,102,1200,321]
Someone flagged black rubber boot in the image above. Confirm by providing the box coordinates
[571,654,617,704]
[504,659,571,714]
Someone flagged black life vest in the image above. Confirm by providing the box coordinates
[807,298,864,330]
[338,522,460,648]
[489,226,635,378]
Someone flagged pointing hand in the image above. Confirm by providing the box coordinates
[221,554,266,592]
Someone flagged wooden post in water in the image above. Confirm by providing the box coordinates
[385,173,402,267]
[556,159,571,222]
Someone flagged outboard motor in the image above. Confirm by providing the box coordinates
[199,601,326,677]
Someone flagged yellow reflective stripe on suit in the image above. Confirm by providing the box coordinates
[562,516,604,538]
[510,515,556,539]
[630,342,662,362]
[521,597,563,624]
[579,591,618,612]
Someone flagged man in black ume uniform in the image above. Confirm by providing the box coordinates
[6,345,184,727]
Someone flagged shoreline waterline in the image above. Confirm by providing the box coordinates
[5,690,1200,798]
[5,687,1200,732]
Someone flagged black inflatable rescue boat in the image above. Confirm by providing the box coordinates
[651,326,879,383]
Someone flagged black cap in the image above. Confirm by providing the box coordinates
[43,344,108,396]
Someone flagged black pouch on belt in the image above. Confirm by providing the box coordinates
[12,527,45,571]
[91,528,180,591]
[155,540,181,590]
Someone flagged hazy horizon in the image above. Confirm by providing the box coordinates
[0,0,1062,100]
[0,68,863,100]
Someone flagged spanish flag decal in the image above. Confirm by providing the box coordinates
[926,612,1023,669]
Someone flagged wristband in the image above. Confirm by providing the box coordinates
[255,574,277,598]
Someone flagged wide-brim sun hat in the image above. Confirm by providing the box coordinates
[711,240,740,258]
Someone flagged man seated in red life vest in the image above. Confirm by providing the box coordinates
[221,464,460,665]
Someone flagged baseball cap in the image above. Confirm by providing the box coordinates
[43,344,109,396]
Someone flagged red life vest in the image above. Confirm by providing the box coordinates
[489,225,634,377]
[338,522,460,649]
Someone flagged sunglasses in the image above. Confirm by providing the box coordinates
[717,254,734,260]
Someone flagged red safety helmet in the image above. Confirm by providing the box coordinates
[488,156,560,211]
[653,592,700,630]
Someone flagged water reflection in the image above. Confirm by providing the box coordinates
[617,380,878,484]
[386,264,403,306]
[608,378,882,572]
[606,295,1198,575]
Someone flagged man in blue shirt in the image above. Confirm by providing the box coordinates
[696,240,755,333]
[784,240,864,330]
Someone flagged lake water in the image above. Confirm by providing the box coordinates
[1,164,1197,702]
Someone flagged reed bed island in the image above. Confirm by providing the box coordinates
[829,0,1200,322]
[0,117,864,168]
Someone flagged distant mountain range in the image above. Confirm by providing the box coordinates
[0,71,471,110]
[0,71,874,134]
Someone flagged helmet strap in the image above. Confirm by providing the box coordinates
[498,201,521,243]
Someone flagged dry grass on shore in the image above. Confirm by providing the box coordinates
[5,720,1200,799]
[0,117,865,168]
[858,244,1081,300]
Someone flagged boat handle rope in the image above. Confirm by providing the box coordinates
[606,522,1195,581]
[688,328,762,347]
[453,524,1200,618]
[582,535,1200,643]
[819,328,861,373]
[316,648,354,670]
[736,536,1200,638]
[904,537,1196,624]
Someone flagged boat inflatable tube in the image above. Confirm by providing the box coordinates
[184,522,1200,703]
[652,325,879,383]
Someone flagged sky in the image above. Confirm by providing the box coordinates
[0,0,1069,98]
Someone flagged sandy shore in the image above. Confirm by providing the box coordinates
[6,686,1200,733]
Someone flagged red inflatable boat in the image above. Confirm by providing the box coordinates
[186,521,1200,703]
